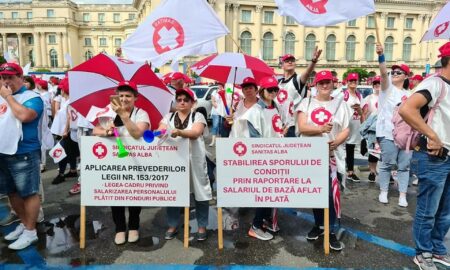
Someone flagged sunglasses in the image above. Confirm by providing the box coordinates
[266,87,279,94]
[372,82,381,85]
[391,70,405,76]
[0,66,19,73]
[176,98,191,103]
[283,59,295,63]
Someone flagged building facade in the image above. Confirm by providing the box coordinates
[0,0,447,78]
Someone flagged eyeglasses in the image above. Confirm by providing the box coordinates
[0,66,19,73]
[391,71,405,76]
[266,87,279,94]
[348,79,358,83]
[176,98,191,103]
[283,59,295,63]
[317,80,332,85]
[372,82,381,85]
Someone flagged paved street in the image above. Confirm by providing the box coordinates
[0,141,449,269]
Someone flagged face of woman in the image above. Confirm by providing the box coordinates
[175,94,194,112]
[391,69,407,85]
[347,79,358,90]
[316,80,333,97]
[24,81,31,90]
[242,85,258,99]
[372,82,381,93]
[117,90,137,111]
[263,87,279,102]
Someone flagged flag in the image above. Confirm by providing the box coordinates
[122,0,229,67]
[22,63,31,76]
[330,157,341,218]
[86,105,117,123]
[64,53,74,68]
[49,142,67,163]
[275,0,375,27]
[421,2,450,41]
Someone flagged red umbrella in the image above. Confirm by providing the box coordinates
[68,53,172,129]
[191,53,274,85]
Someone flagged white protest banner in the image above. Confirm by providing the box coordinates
[217,138,329,208]
[80,136,190,207]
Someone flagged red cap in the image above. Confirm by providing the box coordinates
[314,70,333,84]
[372,76,381,83]
[59,78,69,94]
[0,63,23,76]
[240,77,258,88]
[38,80,48,90]
[332,76,338,83]
[259,76,279,89]
[346,73,359,81]
[281,54,296,62]
[118,80,138,92]
[171,72,185,81]
[438,42,450,58]
[391,64,410,75]
[411,74,424,82]
[50,77,59,85]
[175,88,196,101]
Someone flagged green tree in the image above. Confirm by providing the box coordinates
[0,55,6,65]
[342,68,369,82]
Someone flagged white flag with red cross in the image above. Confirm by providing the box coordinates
[122,0,229,67]
[275,0,375,27]
[49,141,67,163]
[421,2,450,41]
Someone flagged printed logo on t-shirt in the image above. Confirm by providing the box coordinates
[272,114,284,133]
[311,107,332,126]
[288,101,294,116]
[277,89,288,104]
[0,103,7,115]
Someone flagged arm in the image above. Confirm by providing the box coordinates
[211,94,218,109]
[297,111,331,136]
[376,43,389,91]
[0,86,39,123]
[329,127,350,151]
[121,117,149,139]
[300,46,322,84]
[171,123,205,139]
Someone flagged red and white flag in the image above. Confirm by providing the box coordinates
[49,142,67,163]
[275,0,375,27]
[421,2,450,41]
[122,0,229,67]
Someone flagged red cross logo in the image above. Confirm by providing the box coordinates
[152,17,185,55]
[117,58,134,64]
[0,103,7,115]
[434,21,449,37]
[311,107,332,126]
[233,141,247,157]
[70,110,78,122]
[277,89,288,104]
[288,101,294,116]
[92,142,108,159]
[53,149,62,158]
[272,114,283,133]
[299,0,328,15]
[96,106,110,118]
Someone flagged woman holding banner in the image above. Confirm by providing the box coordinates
[93,81,150,245]
[157,88,212,242]
[297,70,351,251]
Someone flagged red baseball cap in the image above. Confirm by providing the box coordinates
[50,77,59,85]
[346,73,359,81]
[314,70,333,84]
[259,76,279,89]
[281,54,296,62]
[175,88,196,101]
[438,42,450,58]
[332,76,338,83]
[38,80,48,90]
[0,63,23,76]
[411,74,424,82]
[372,76,381,83]
[171,72,185,81]
[118,80,138,92]
[59,78,69,94]
[241,77,258,88]
[391,64,410,75]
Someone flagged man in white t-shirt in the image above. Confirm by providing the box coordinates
[399,42,450,270]
[278,47,322,137]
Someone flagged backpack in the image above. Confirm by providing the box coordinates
[392,78,446,152]
[278,73,308,99]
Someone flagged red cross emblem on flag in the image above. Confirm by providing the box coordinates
[434,21,449,37]
[299,0,328,14]
[152,17,185,55]
[233,141,247,157]
[93,142,108,159]
[96,107,110,118]
[311,107,332,126]
[272,114,284,133]
[277,89,288,104]
[0,103,7,115]
[117,58,134,64]
[53,149,62,158]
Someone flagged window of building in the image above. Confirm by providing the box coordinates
[284,32,295,56]
[48,34,56,44]
[11,12,18,20]
[367,16,375,28]
[47,9,54,18]
[50,49,58,68]
[29,50,34,67]
[365,35,375,61]
[384,36,394,61]
[98,13,105,23]
[241,10,251,23]
[403,37,412,61]
[405,18,413,29]
[326,34,336,61]
[85,50,93,61]
[114,38,122,47]
[262,32,274,60]
[346,35,356,61]
[387,17,395,28]
[128,13,135,20]
[0,12,3,19]
[305,34,316,61]
[263,11,274,24]
[83,13,90,22]
[27,36,33,45]
[114,13,120,23]
[285,16,296,25]
[100,37,107,46]
[239,31,252,55]
[27,12,32,19]
[84,37,92,46]
[72,12,76,20]
[347,19,356,27]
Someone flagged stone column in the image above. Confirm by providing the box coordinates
[33,33,41,67]
[58,33,64,68]
[17,33,24,65]
[379,12,387,44]
[62,32,68,67]
[232,3,240,53]
[253,4,263,57]
[418,14,425,61]
[2,34,7,56]
[397,13,406,62]
[40,32,48,67]
[215,0,226,54]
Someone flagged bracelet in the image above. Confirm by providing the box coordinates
[311,59,318,63]
[378,54,385,63]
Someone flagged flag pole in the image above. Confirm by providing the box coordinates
[227,35,243,53]
[374,12,381,44]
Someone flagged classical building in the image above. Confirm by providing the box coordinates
[0,0,447,78]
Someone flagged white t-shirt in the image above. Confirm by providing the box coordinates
[376,77,410,140]
[210,92,219,116]
[277,73,306,128]
[117,107,150,137]
[362,93,379,116]
[414,76,450,154]
[344,91,362,145]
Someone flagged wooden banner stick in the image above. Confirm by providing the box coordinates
[184,207,189,248]
[80,205,86,249]
[218,207,224,250]
[324,208,330,255]
[374,12,381,44]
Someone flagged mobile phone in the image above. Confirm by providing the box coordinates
[109,95,121,105]
[428,146,449,160]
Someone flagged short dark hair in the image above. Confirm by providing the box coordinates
[175,92,192,102]
[441,56,449,68]
[23,76,35,90]
[116,85,138,97]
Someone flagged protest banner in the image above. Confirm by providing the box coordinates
[79,136,190,248]
[216,137,330,253]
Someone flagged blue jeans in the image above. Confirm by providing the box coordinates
[167,199,209,228]
[0,150,41,197]
[211,114,220,136]
[413,150,450,255]
[378,137,412,193]
[285,126,296,138]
